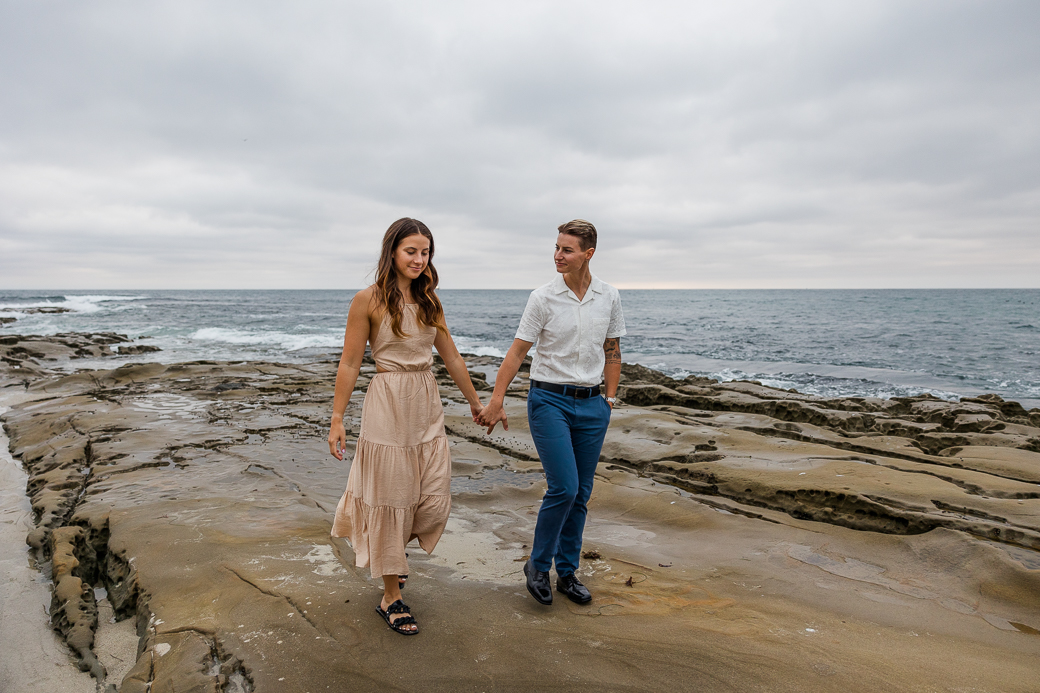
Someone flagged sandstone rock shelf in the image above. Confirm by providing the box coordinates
[2,333,1038,692]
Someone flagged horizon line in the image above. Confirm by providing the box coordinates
[2,286,1040,292]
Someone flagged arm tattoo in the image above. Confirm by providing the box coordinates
[604,337,621,365]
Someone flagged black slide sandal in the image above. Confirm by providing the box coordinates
[377,600,418,635]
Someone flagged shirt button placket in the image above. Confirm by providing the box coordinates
[574,302,582,374]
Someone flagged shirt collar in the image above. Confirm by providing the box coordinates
[552,273,605,300]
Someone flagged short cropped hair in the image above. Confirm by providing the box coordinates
[557,219,597,250]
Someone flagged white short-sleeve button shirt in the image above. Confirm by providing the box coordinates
[515,273,627,387]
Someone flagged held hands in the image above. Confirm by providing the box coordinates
[478,396,608,435]
[477,399,509,434]
[469,401,484,424]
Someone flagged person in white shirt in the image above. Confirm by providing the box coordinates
[479,220,626,606]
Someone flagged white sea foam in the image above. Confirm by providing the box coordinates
[0,294,147,315]
[646,361,967,402]
[703,368,962,402]
[62,295,148,313]
[191,327,342,351]
[192,328,507,356]
[452,336,507,358]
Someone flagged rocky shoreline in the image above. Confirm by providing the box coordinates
[1,332,1039,692]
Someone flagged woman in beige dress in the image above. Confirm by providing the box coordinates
[327,218,484,635]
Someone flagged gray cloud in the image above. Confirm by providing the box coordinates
[1,0,1038,289]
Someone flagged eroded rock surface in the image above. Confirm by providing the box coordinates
[1,335,1039,692]
[0,333,160,381]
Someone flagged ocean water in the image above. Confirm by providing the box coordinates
[1,289,1038,410]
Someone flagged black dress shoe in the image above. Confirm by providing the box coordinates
[524,560,553,605]
[556,573,592,604]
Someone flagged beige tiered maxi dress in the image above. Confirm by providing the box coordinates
[331,305,452,578]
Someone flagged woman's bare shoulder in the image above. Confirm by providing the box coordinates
[350,285,379,306]
[351,286,386,322]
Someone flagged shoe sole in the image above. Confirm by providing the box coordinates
[523,562,553,605]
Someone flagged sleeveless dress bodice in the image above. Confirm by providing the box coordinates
[370,304,436,372]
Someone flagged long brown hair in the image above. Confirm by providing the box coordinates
[374,218,449,339]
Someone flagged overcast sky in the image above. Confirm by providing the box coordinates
[1,1,1038,289]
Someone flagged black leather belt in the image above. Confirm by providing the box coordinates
[530,379,601,399]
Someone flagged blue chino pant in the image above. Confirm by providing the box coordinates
[527,387,612,575]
